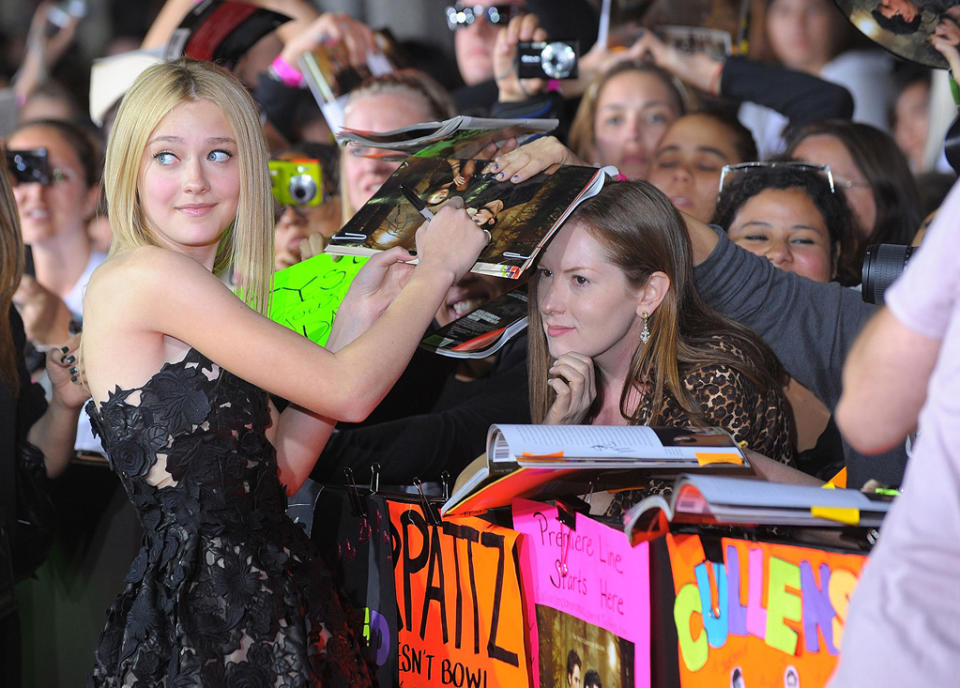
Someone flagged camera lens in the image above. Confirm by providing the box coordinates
[861,243,914,304]
[288,174,318,205]
[540,41,576,80]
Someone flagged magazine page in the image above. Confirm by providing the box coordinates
[336,115,558,159]
[623,474,893,544]
[327,157,608,279]
[419,286,528,359]
[488,424,744,467]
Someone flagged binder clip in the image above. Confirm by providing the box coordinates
[413,477,442,527]
[440,470,452,502]
[555,494,589,531]
[342,467,367,519]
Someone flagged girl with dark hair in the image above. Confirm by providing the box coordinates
[528,181,795,500]
[711,162,855,284]
[784,118,922,281]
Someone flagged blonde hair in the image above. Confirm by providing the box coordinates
[339,69,456,223]
[0,155,24,394]
[104,59,273,315]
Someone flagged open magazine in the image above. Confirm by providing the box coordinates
[624,474,894,545]
[441,425,751,517]
[419,285,528,359]
[336,115,558,160]
[327,158,614,279]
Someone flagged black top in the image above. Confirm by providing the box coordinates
[312,334,530,486]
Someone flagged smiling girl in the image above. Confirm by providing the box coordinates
[79,59,487,687]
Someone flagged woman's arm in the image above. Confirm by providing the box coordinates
[82,204,487,491]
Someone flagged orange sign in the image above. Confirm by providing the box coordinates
[667,533,866,687]
[388,502,531,688]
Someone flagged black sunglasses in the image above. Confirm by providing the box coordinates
[445,4,524,30]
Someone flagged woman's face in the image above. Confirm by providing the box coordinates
[727,187,836,282]
[537,221,645,371]
[591,70,681,181]
[343,92,435,209]
[893,80,930,173]
[765,0,839,72]
[790,134,876,239]
[137,99,241,265]
[8,125,97,246]
[648,115,743,223]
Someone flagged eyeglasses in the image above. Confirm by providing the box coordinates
[445,4,524,31]
[717,161,835,196]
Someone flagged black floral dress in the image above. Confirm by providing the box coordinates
[85,348,371,687]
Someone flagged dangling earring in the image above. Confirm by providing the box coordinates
[640,311,651,345]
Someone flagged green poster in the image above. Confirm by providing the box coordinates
[270,253,368,346]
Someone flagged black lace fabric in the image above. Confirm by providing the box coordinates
[85,348,371,687]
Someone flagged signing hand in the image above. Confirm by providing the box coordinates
[544,352,597,425]
[414,197,490,285]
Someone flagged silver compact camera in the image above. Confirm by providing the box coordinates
[516,40,579,80]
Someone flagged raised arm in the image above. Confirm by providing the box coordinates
[81,203,488,491]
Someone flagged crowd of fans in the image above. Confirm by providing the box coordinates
[1,0,958,685]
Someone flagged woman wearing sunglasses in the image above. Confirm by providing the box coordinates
[7,119,102,355]
[711,161,856,478]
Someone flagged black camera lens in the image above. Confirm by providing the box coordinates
[861,243,914,304]
[288,174,318,205]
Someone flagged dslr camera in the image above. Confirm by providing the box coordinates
[861,243,914,304]
[5,148,52,186]
[516,40,579,80]
[269,159,323,207]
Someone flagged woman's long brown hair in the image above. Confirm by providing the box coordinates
[0,155,25,396]
[529,180,786,424]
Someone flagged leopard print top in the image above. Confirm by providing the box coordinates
[605,336,796,520]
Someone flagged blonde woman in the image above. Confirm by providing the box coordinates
[80,59,487,686]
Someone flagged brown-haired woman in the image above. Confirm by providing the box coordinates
[528,180,796,512]
[0,150,88,686]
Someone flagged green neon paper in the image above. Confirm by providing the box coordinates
[270,253,368,346]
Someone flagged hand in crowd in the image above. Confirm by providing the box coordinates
[279,12,378,73]
[15,0,79,102]
[493,12,548,103]
[932,16,960,77]
[47,334,90,410]
[327,246,415,351]
[413,196,491,285]
[544,352,597,425]
[14,275,73,347]
[483,136,586,183]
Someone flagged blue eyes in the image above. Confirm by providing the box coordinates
[153,150,233,165]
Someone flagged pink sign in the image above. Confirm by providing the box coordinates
[513,498,651,688]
